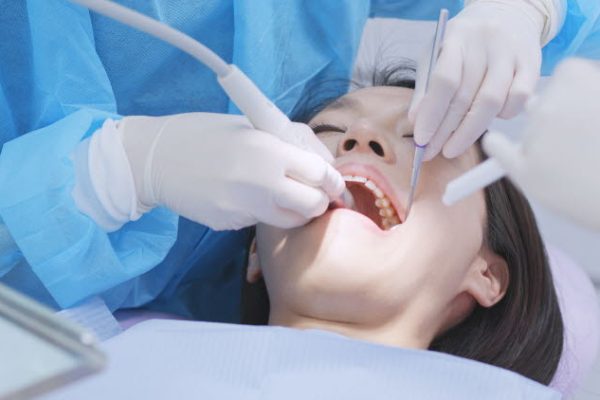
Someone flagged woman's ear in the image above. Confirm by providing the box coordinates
[247,238,263,284]
[465,248,509,308]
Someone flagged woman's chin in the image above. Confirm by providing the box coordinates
[258,207,404,282]
[296,208,396,266]
[311,208,387,235]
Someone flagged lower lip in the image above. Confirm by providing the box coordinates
[322,208,395,236]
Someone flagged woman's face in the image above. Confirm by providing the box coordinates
[255,86,506,343]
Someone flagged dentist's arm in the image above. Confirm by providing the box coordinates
[409,0,565,160]
[72,112,344,231]
[483,58,600,230]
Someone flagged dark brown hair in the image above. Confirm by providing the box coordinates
[242,63,564,385]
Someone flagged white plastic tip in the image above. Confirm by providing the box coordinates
[442,158,506,206]
[442,189,459,206]
[341,189,355,209]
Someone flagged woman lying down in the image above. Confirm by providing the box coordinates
[241,64,564,390]
[54,65,565,399]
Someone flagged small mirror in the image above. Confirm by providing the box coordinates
[0,283,105,400]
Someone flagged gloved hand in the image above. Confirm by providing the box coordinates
[120,112,344,230]
[483,58,600,230]
[409,0,548,161]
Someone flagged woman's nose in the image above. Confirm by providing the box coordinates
[337,122,396,163]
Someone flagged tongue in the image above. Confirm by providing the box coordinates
[347,184,382,229]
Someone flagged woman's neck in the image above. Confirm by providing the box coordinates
[268,308,437,349]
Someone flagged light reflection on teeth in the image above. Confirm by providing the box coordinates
[375,198,390,208]
[343,175,367,184]
[364,180,384,198]
[342,174,402,231]
[379,207,394,218]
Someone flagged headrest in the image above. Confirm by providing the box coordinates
[548,245,600,396]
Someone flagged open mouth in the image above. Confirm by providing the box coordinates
[330,166,404,230]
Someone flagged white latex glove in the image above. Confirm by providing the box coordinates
[409,0,548,161]
[483,58,600,231]
[120,112,344,231]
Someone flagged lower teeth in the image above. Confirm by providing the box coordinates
[374,196,400,230]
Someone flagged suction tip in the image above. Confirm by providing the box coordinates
[341,189,355,209]
[441,187,458,206]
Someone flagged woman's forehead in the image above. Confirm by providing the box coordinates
[347,85,414,102]
[314,86,414,120]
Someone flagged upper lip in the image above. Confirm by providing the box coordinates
[335,162,406,222]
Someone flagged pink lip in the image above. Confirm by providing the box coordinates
[323,208,382,233]
[335,162,407,222]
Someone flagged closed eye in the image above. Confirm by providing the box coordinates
[402,133,414,138]
[310,123,347,135]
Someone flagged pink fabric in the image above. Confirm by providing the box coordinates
[547,245,600,396]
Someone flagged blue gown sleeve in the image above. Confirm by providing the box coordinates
[542,0,600,74]
[0,217,19,278]
[0,1,178,308]
[0,110,178,308]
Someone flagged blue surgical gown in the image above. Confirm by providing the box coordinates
[0,0,599,321]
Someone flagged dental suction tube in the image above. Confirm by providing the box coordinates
[442,155,506,206]
[68,0,294,147]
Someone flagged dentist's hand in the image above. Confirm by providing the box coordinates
[409,0,546,160]
[483,59,600,230]
[120,113,344,230]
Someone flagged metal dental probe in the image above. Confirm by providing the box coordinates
[405,9,449,218]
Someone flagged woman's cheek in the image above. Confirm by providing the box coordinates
[317,134,342,156]
[410,194,483,259]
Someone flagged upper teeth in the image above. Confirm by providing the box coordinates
[343,175,368,184]
[343,175,384,198]
[342,175,401,229]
